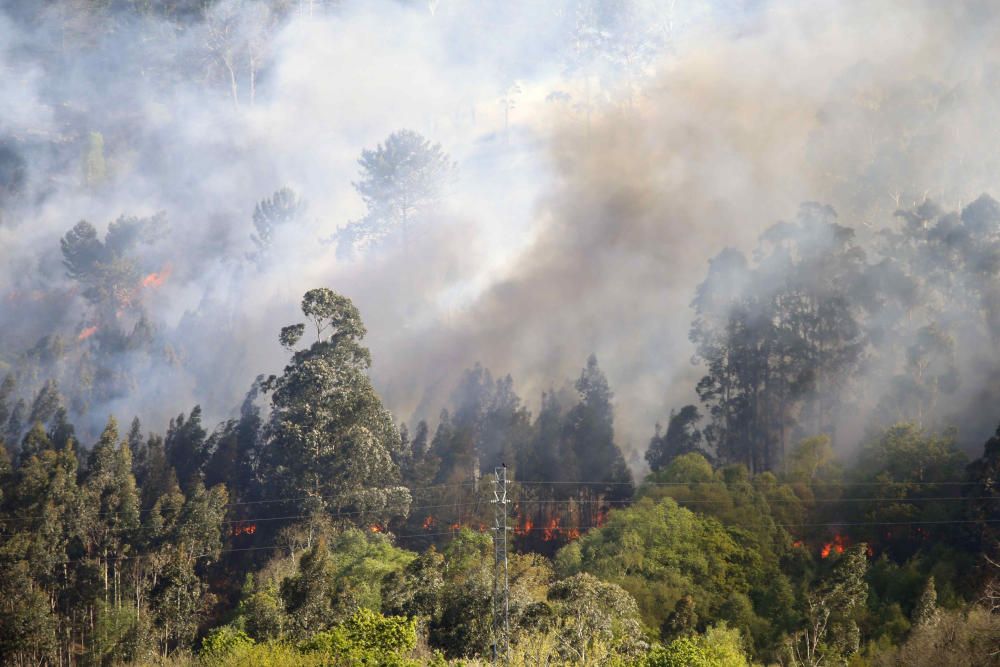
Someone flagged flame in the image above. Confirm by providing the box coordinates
[78,325,98,340]
[543,517,560,541]
[792,540,804,548]
[449,522,461,531]
[369,524,382,533]
[422,515,435,530]
[821,534,848,558]
[231,522,256,536]
[564,526,581,540]
[596,508,608,528]
[142,264,172,288]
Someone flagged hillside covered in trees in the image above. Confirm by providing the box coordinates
[2,1,1000,666]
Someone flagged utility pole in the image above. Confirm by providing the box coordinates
[491,464,510,664]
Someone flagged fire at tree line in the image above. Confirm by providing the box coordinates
[1,191,1000,666]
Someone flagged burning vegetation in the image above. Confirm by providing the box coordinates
[3,1,1000,665]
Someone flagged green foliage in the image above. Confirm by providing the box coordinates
[0,561,57,665]
[867,605,1000,667]
[911,577,939,628]
[428,529,494,657]
[201,625,255,659]
[787,435,841,483]
[261,289,410,525]
[787,545,869,666]
[632,467,800,653]
[647,624,753,667]
[201,610,417,667]
[555,497,750,630]
[547,572,648,662]
[646,405,705,472]
[299,608,417,664]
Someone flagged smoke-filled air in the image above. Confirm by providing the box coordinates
[1,1,999,665]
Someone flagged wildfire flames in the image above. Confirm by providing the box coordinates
[422,504,608,542]
[821,534,848,558]
[369,525,382,533]
[77,325,98,340]
[141,264,172,288]
[231,522,256,536]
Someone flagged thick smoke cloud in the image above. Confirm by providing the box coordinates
[374,1,1000,457]
[3,1,1000,463]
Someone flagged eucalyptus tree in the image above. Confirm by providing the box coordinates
[260,288,411,527]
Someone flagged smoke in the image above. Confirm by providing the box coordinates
[373,0,1000,457]
[3,1,1000,462]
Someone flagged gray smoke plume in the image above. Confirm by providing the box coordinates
[3,1,1000,465]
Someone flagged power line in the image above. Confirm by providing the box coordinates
[44,517,1000,567]
[515,479,987,487]
[2,490,995,525]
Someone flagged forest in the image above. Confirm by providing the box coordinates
[2,1,1000,666]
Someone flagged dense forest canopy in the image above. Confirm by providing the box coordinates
[1,0,999,665]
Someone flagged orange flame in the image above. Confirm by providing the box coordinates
[232,522,256,536]
[449,522,461,531]
[542,517,560,541]
[792,540,804,548]
[369,524,382,533]
[142,264,172,288]
[596,508,608,528]
[422,515,435,530]
[77,325,98,341]
[821,534,848,558]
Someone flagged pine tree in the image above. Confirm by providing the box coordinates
[563,355,633,500]
[337,129,454,255]
[250,186,304,258]
[646,405,704,472]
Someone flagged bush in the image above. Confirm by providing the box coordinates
[298,608,418,666]
[200,626,255,660]
[646,624,752,667]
